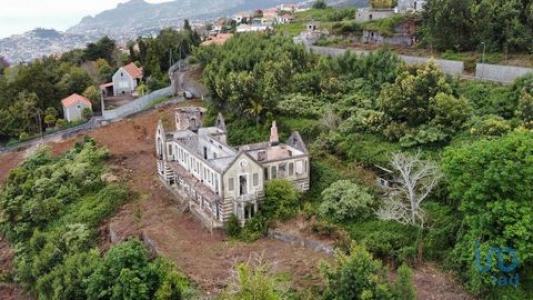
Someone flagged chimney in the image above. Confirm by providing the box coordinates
[270,121,279,146]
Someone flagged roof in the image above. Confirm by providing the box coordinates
[99,82,113,89]
[61,93,92,108]
[122,62,143,79]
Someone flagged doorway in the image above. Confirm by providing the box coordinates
[239,175,248,196]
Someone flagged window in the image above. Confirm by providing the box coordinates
[253,173,259,186]
[279,163,287,178]
[271,166,277,179]
[168,144,173,156]
[295,161,303,175]
[289,163,294,176]
[228,178,234,191]
[264,167,269,180]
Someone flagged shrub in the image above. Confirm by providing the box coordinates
[319,180,375,223]
[348,220,420,265]
[82,107,93,120]
[469,115,512,137]
[219,258,289,300]
[392,264,416,300]
[263,179,300,221]
[321,244,393,299]
[56,119,67,128]
[224,214,242,238]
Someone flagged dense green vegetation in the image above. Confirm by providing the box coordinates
[197,32,532,298]
[0,139,193,298]
[421,0,532,52]
[0,23,200,145]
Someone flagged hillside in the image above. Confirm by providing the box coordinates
[67,0,368,40]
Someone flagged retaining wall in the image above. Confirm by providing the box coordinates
[476,63,532,84]
[267,229,334,256]
[102,87,172,120]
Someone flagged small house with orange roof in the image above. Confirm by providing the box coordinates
[100,62,144,97]
[61,93,92,122]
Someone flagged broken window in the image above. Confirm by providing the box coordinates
[279,163,287,178]
[295,161,303,175]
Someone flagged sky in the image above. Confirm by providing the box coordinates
[0,0,170,38]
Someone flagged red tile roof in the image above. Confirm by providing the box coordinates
[122,62,143,79]
[61,93,92,108]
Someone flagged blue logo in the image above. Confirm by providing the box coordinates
[474,241,520,287]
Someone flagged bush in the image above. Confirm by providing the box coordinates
[82,107,93,120]
[392,263,416,300]
[348,220,420,265]
[469,115,512,137]
[263,179,300,221]
[319,180,375,223]
[321,244,393,299]
[56,118,67,128]
[224,214,242,238]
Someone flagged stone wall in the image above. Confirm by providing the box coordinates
[476,63,533,84]
[102,87,172,120]
[268,229,334,256]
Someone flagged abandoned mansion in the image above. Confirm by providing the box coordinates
[155,107,310,227]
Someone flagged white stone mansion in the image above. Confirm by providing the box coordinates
[156,107,310,227]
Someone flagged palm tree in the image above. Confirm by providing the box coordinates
[245,100,264,125]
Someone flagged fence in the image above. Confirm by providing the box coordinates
[102,87,172,120]
[476,63,533,84]
[308,46,465,76]
[0,118,99,154]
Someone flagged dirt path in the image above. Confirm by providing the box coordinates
[0,102,473,298]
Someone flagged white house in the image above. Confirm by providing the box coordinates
[156,107,310,228]
[61,93,92,122]
[112,62,143,96]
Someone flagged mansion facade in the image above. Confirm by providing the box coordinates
[156,107,310,227]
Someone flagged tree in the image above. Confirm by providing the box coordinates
[378,62,470,146]
[96,58,113,83]
[83,36,116,63]
[82,108,93,121]
[86,240,152,300]
[321,244,393,300]
[442,131,532,296]
[312,0,328,9]
[220,256,288,300]
[0,56,9,75]
[136,83,148,96]
[57,66,94,96]
[44,107,58,128]
[392,264,416,300]
[376,152,442,228]
[320,180,375,223]
[83,85,101,106]
[263,179,300,221]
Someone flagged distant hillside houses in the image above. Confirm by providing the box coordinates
[356,0,426,22]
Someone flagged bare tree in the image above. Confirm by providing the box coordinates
[376,152,442,228]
